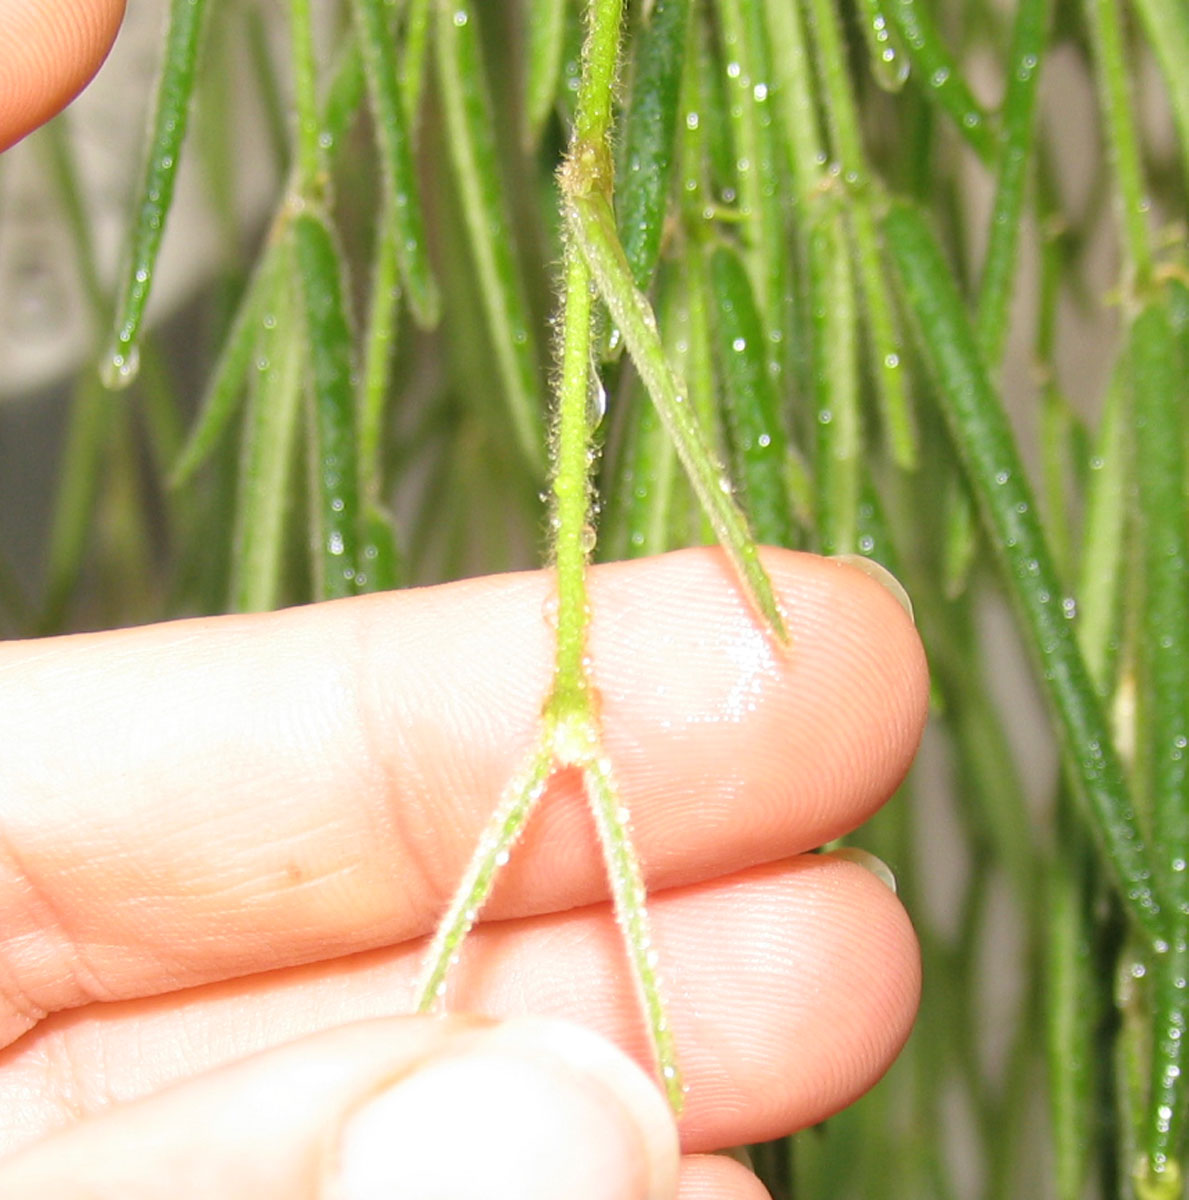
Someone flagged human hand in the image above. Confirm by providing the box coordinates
[0,0,125,151]
[0,549,926,1197]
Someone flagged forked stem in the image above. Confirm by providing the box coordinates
[416,0,784,1112]
[417,0,686,1109]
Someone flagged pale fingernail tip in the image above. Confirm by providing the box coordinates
[829,554,915,624]
[331,1018,679,1200]
[486,1018,681,1200]
[828,845,899,894]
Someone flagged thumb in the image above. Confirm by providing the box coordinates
[0,0,126,150]
[0,1015,680,1200]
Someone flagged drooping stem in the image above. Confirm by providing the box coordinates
[546,0,625,712]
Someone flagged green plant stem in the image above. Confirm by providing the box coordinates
[415,737,557,1008]
[524,0,568,146]
[583,753,681,1095]
[975,0,1051,369]
[856,0,911,91]
[353,0,440,326]
[102,0,210,388]
[293,211,362,601]
[229,265,303,612]
[358,215,400,507]
[1084,0,1154,290]
[40,378,110,632]
[803,0,915,468]
[435,0,544,470]
[884,199,1163,943]
[549,248,599,702]
[170,240,282,487]
[1131,296,1189,1183]
[567,189,787,640]
[401,0,432,131]
[417,0,687,1111]
[761,0,823,208]
[1044,799,1097,1200]
[617,0,691,291]
[1129,0,1189,197]
[288,0,324,200]
[883,0,997,163]
[809,205,860,554]
[714,0,786,352]
[710,244,794,546]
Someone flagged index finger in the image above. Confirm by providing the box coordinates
[0,0,125,150]
[0,548,927,1046]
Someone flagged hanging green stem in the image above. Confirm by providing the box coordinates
[1084,0,1154,290]
[401,0,433,132]
[228,262,304,613]
[288,0,324,200]
[524,0,568,147]
[884,199,1162,943]
[802,0,915,469]
[102,0,211,389]
[353,0,440,325]
[617,0,691,291]
[293,211,362,602]
[1129,0,1189,198]
[809,204,860,555]
[710,242,795,547]
[1130,296,1189,1188]
[975,0,1051,369]
[358,215,401,507]
[435,0,545,470]
[882,0,997,163]
[170,240,283,488]
[566,189,787,640]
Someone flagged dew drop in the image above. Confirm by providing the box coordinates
[101,344,142,390]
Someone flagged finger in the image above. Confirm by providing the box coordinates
[0,856,919,1157]
[0,0,125,150]
[0,1015,680,1200]
[0,548,926,1041]
[678,1156,772,1200]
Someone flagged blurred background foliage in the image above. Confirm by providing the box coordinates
[0,0,1187,1195]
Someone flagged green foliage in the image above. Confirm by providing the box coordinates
[12,0,1189,1193]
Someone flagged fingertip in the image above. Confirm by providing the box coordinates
[0,0,126,150]
[678,1154,772,1199]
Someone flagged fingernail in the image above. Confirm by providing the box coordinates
[332,1019,679,1200]
[827,846,898,894]
[829,554,915,624]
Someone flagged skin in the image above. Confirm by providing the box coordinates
[0,0,126,151]
[0,10,928,1195]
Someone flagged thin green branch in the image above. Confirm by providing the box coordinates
[884,199,1162,943]
[102,0,211,389]
[435,0,544,470]
[566,189,788,641]
[1084,0,1154,290]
